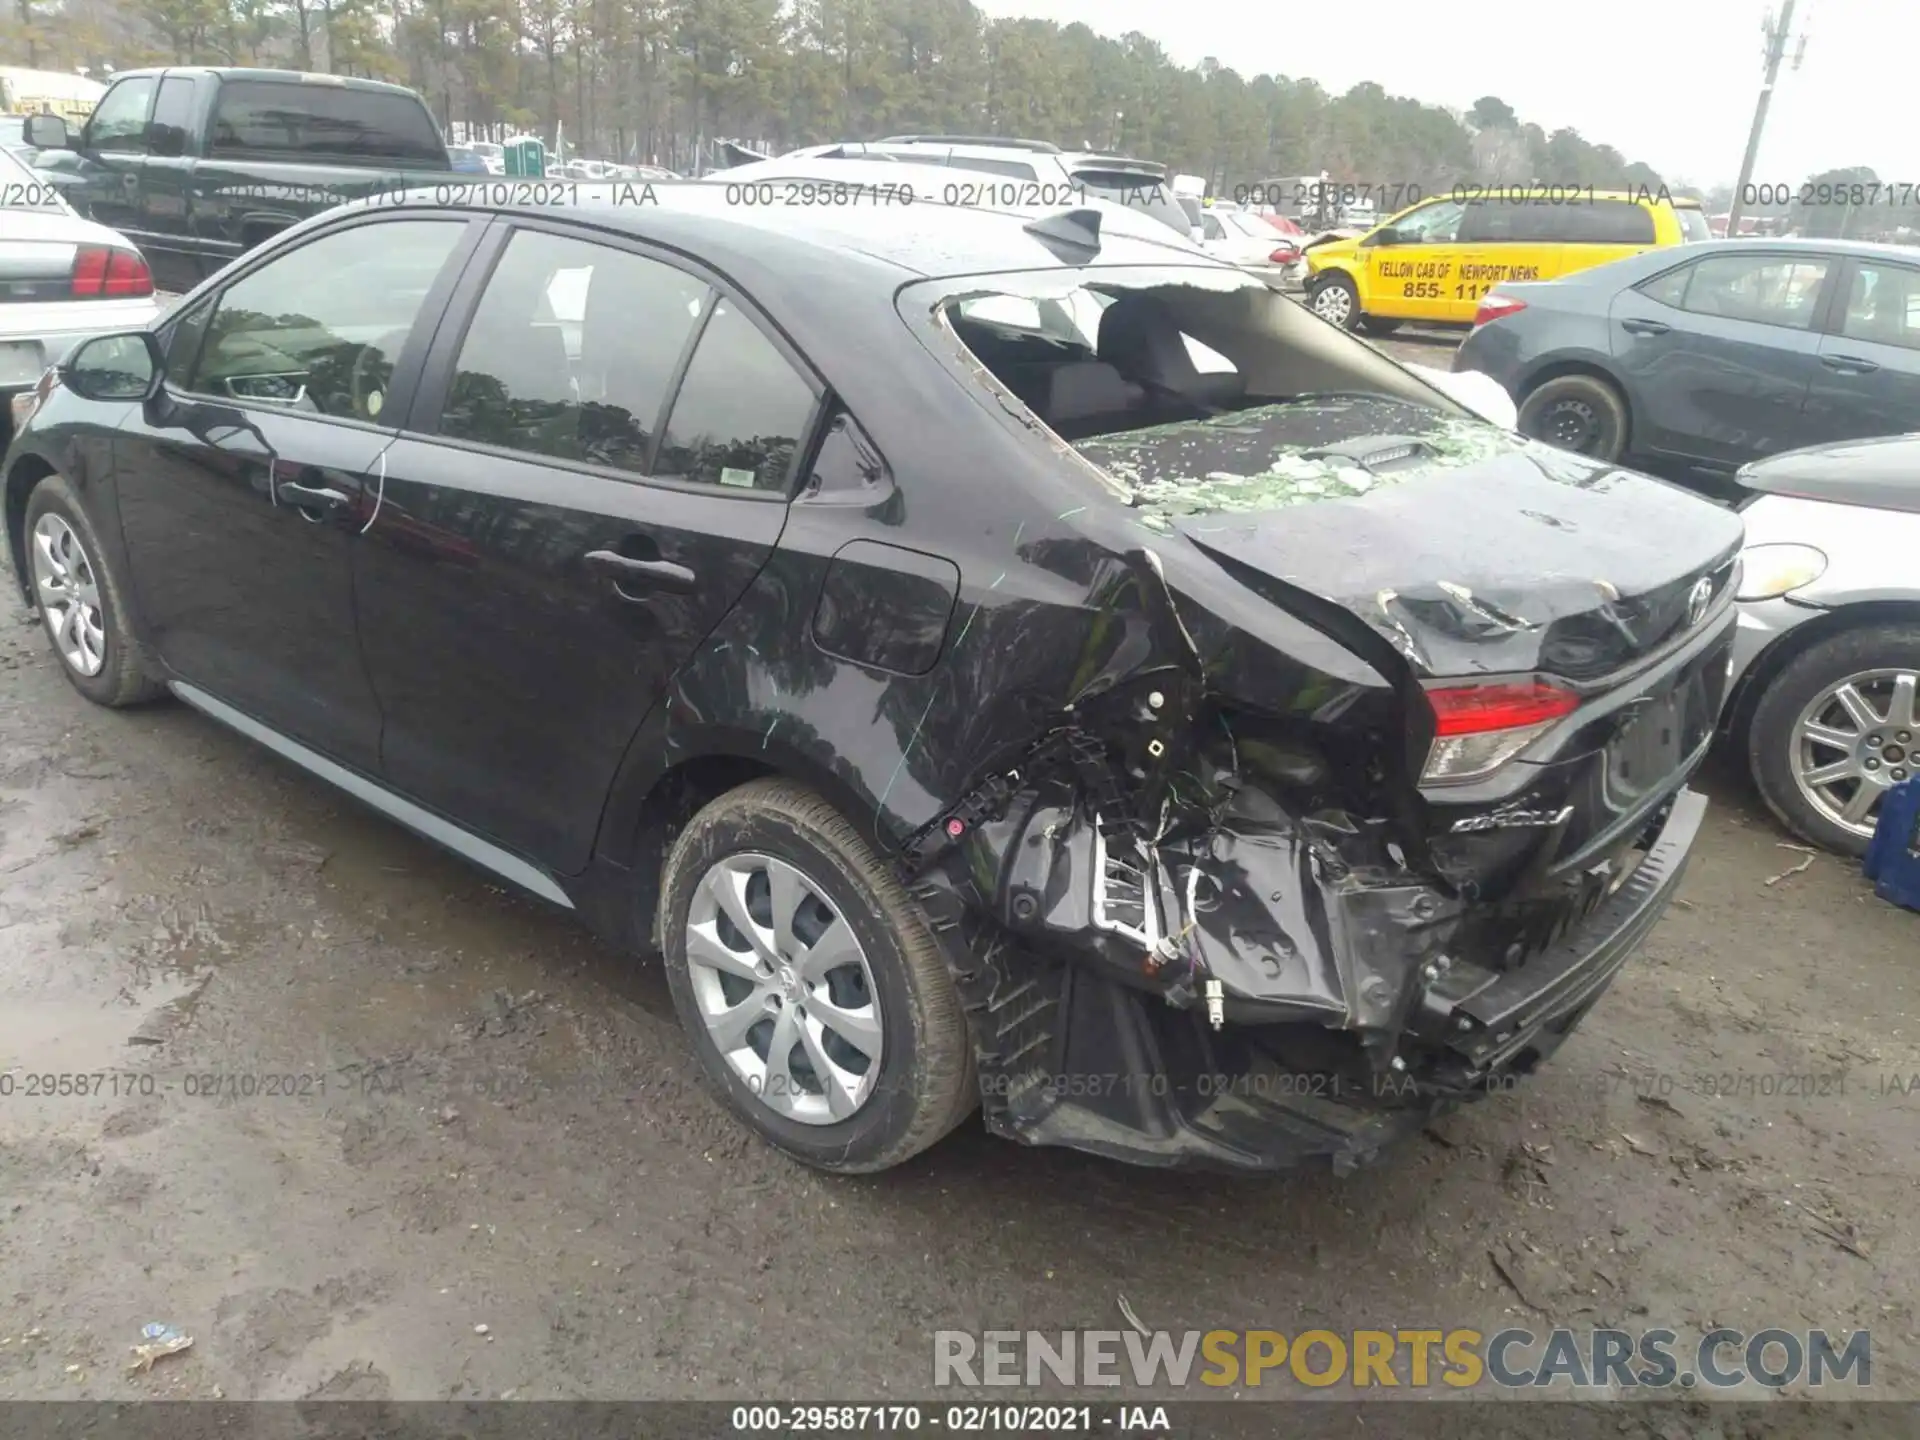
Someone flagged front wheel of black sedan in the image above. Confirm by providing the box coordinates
[1516,374,1629,461]
[23,473,163,708]
[1747,623,1920,856]
[658,778,978,1172]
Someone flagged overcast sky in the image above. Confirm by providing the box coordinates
[972,0,1904,189]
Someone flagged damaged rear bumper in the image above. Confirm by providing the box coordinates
[922,788,1707,1175]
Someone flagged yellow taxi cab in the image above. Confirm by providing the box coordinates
[1303,185,1711,333]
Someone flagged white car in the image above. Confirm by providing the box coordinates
[708,156,1210,257]
[1197,208,1306,285]
[0,143,161,445]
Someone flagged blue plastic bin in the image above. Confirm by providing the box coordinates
[1863,776,1920,913]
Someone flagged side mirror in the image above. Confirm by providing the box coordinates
[24,113,71,150]
[61,331,164,402]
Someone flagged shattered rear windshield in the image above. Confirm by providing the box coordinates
[933,267,1483,523]
[1075,397,1518,532]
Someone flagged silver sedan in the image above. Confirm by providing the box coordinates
[0,141,161,441]
[1722,434,1920,854]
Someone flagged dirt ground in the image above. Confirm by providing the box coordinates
[1,331,1916,1425]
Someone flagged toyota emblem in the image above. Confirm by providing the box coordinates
[1685,576,1713,626]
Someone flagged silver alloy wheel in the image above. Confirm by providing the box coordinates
[1312,282,1353,325]
[684,851,884,1125]
[30,512,107,677]
[1791,667,1920,839]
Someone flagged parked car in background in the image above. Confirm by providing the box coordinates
[1453,238,1920,481]
[1719,434,1920,854]
[0,66,105,125]
[27,67,453,293]
[466,140,505,173]
[3,184,1737,1178]
[741,135,1200,242]
[708,156,1208,259]
[0,143,159,452]
[1197,206,1302,281]
[1305,190,1711,336]
[447,144,490,174]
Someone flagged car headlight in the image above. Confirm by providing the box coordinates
[1735,543,1826,601]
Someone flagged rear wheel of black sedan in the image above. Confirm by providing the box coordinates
[1748,624,1920,856]
[658,778,978,1172]
[23,473,164,708]
[1307,274,1362,330]
[1517,373,1629,461]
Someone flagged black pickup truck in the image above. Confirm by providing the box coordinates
[24,67,455,293]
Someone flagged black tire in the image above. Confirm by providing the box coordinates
[22,471,164,708]
[1356,316,1403,337]
[658,777,977,1172]
[1747,623,1920,857]
[1307,273,1362,331]
[1517,373,1629,461]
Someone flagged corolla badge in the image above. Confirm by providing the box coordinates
[1685,576,1714,627]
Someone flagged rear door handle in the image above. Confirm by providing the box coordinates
[1620,318,1670,336]
[583,549,697,594]
[277,479,351,511]
[1821,354,1880,374]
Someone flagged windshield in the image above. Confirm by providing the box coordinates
[1676,207,1712,243]
[0,143,68,212]
[919,265,1476,515]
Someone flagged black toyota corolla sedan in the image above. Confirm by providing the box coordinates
[1,185,1744,1175]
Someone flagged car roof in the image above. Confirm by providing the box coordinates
[353,180,1228,283]
[107,66,421,97]
[1655,236,1920,262]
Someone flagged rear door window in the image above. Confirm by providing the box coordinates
[1677,255,1832,329]
[1637,264,1693,308]
[654,299,819,492]
[148,76,198,158]
[209,79,446,164]
[438,229,711,475]
[1837,261,1920,350]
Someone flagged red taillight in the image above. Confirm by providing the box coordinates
[1269,245,1300,263]
[1472,294,1527,328]
[1427,681,1579,734]
[1421,680,1580,784]
[71,245,154,299]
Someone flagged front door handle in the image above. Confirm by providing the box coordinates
[1620,318,1670,336]
[277,479,350,511]
[583,549,697,594]
[1821,354,1880,374]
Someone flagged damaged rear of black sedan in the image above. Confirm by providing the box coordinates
[5,191,1740,1178]
[861,222,1742,1175]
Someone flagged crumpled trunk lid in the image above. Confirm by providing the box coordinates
[1073,396,1744,681]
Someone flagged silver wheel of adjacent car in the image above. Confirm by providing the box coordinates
[1310,280,1354,326]
[30,512,107,677]
[684,851,884,1126]
[1791,668,1920,839]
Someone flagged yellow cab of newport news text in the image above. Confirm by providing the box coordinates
[1302,185,1711,333]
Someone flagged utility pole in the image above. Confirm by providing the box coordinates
[1726,1,1807,236]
